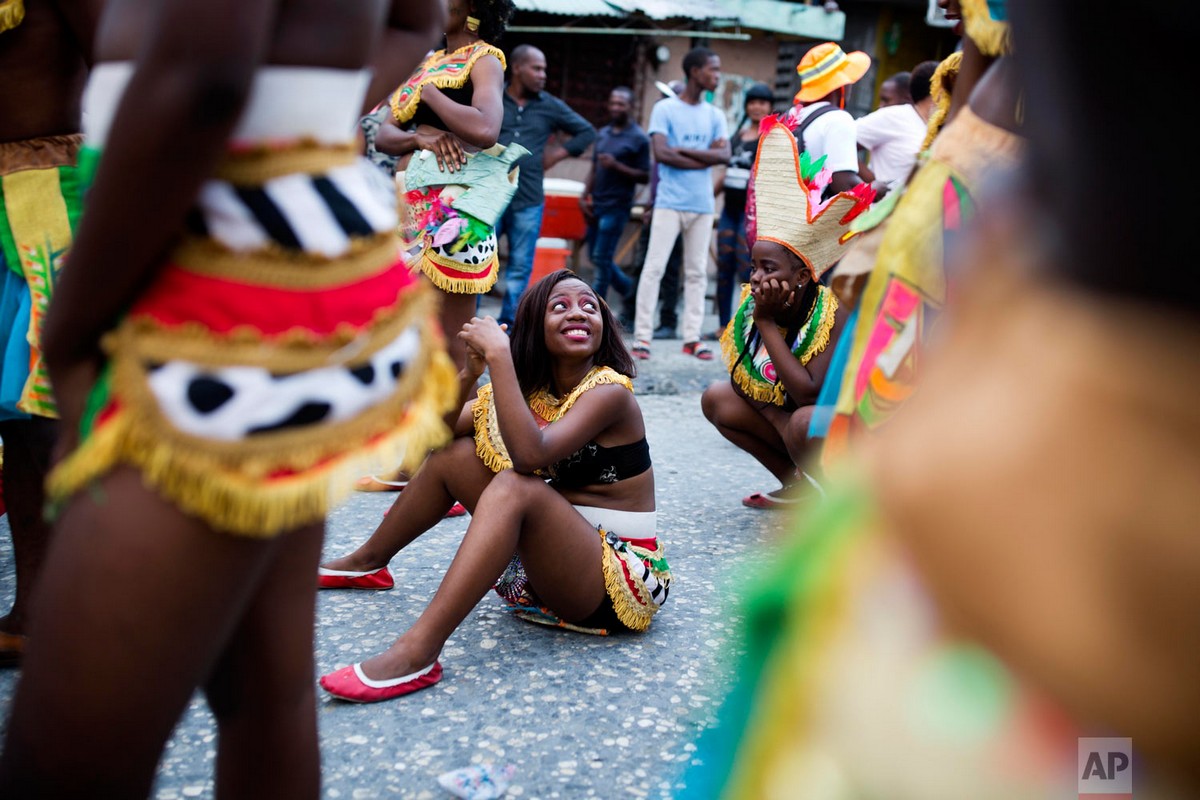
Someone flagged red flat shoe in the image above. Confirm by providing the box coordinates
[741,491,802,510]
[320,660,443,703]
[317,566,394,590]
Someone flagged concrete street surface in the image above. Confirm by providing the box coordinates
[0,299,804,799]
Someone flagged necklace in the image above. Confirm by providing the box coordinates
[720,284,839,405]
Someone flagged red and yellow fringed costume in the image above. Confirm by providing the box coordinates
[47,64,459,537]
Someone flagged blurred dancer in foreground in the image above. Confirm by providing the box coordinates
[0,1,454,796]
[680,0,1200,796]
[0,0,97,668]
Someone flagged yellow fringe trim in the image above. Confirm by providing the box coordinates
[47,294,459,537]
[390,43,507,124]
[719,289,837,407]
[720,320,787,406]
[598,528,662,632]
[922,51,962,152]
[805,291,838,363]
[417,247,499,295]
[733,370,785,405]
[960,0,1011,57]
[0,0,24,32]
[527,366,633,421]
[171,233,400,290]
[113,290,445,462]
[472,383,513,473]
[115,277,439,375]
[473,366,633,473]
[214,141,357,185]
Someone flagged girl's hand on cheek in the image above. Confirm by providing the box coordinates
[752,279,793,322]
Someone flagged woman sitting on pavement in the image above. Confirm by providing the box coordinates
[702,117,874,510]
[318,269,670,702]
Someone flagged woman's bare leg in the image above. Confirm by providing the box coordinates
[205,521,324,800]
[0,418,56,640]
[440,290,479,371]
[701,381,795,486]
[777,405,817,475]
[0,466,297,797]
[322,436,494,572]
[357,471,606,680]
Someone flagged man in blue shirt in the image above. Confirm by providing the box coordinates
[631,47,729,360]
[580,87,650,309]
[496,44,596,328]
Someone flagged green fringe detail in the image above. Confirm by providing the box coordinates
[799,150,827,184]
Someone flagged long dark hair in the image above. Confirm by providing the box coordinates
[509,269,636,397]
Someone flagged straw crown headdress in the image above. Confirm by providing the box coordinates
[750,115,874,280]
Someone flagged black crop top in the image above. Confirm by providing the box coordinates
[546,438,651,489]
[407,83,474,131]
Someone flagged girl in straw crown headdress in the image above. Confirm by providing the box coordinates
[701,115,874,510]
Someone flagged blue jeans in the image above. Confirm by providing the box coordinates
[586,206,634,305]
[715,203,751,329]
[495,202,545,327]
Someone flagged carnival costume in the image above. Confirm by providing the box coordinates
[678,5,1097,796]
[474,366,672,633]
[819,0,1021,467]
[46,63,458,537]
[391,42,527,294]
[0,0,77,421]
[0,134,82,421]
[0,0,20,32]
[718,117,872,406]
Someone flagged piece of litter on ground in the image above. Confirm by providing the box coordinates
[436,763,516,799]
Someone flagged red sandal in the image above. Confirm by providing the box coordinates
[681,341,714,361]
[741,491,802,510]
[631,340,651,360]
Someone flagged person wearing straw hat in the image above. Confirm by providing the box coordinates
[791,41,874,198]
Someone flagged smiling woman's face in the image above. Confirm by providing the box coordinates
[543,278,603,359]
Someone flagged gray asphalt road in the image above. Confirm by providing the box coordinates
[0,299,797,799]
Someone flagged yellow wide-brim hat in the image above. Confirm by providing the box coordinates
[794,41,871,104]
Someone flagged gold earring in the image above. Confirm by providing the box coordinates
[466,15,480,32]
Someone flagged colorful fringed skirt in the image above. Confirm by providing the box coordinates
[472,367,670,632]
[399,143,526,295]
[47,63,458,537]
[0,134,83,421]
[494,506,671,634]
